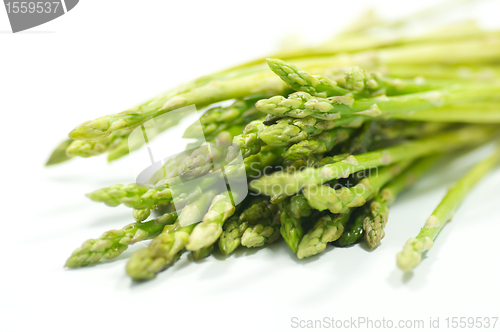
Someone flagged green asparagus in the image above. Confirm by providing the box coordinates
[68,34,500,142]
[256,84,500,120]
[58,13,500,283]
[282,128,353,160]
[65,211,178,268]
[303,160,412,213]
[397,144,500,272]
[250,125,497,201]
[279,194,312,252]
[297,211,352,259]
[186,191,237,251]
[241,223,280,248]
[86,183,173,210]
[218,215,248,256]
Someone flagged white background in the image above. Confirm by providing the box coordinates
[1,1,499,331]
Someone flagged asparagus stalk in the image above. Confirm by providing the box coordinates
[267,58,350,97]
[67,132,125,158]
[241,223,280,248]
[258,102,500,147]
[250,125,497,201]
[364,156,439,249]
[279,194,312,252]
[282,128,353,160]
[297,211,352,259]
[343,66,456,97]
[218,215,248,256]
[86,183,173,210]
[126,190,216,280]
[341,122,377,155]
[218,195,279,255]
[268,58,455,99]
[133,208,151,222]
[186,191,238,251]
[65,211,178,268]
[67,108,186,161]
[256,84,500,120]
[397,145,500,272]
[68,35,500,142]
[303,160,412,213]
[391,103,500,123]
[240,199,281,248]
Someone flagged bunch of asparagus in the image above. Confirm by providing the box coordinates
[52,7,500,281]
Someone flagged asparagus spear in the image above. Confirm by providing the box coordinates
[250,125,497,201]
[297,211,352,259]
[334,205,370,247]
[241,223,281,248]
[186,191,237,251]
[303,160,412,213]
[397,145,500,272]
[267,58,350,97]
[268,58,454,99]
[133,208,151,222]
[126,190,216,280]
[218,215,248,256]
[67,132,126,158]
[364,156,439,249]
[258,102,499,147]
[240,199,281,248]
[343,66,456,97]
[65,211,178,268]
[279,194,312,252]
[218,195,279,255]
[45,139,74,166]
[68,35,500,142]
[256,84,500,120]
[67,108,186,162]
[86,183,173,210]
[282,128,353,160]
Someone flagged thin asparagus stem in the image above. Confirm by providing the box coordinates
[397,145,500,272]
[65,211,178,268]
[250,125,497,202]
